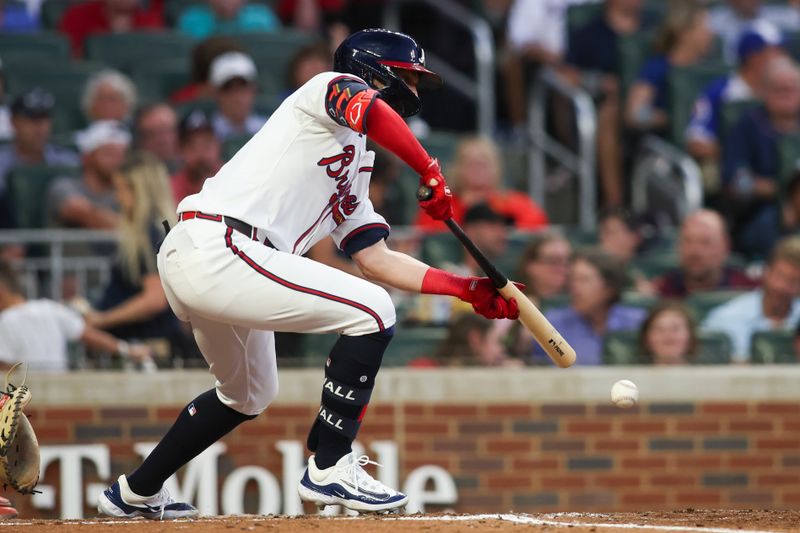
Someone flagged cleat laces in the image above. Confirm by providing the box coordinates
[337,455,388,496]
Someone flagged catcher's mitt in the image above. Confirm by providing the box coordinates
[0,363,39,494]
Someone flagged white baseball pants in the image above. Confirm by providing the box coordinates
[156,218,396,416]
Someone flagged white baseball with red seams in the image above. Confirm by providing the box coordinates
[611,379,639,408]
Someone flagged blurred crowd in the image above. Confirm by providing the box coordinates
[0,0,800,371]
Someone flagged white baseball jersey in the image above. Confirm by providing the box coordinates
[178,71,389,256]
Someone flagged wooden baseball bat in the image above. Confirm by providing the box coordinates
[417,185,576,368]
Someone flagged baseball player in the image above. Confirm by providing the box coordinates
[98,29,520,519]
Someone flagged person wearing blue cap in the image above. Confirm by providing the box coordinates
[686,20,787,201]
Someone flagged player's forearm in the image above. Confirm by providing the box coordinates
[353,240,428,292]
[365,98,432,175]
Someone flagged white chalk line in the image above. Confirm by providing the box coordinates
[0,512,781,533]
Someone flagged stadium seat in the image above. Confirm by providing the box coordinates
[694,331,732,364]
[618,31,655,96]
[131,59,190,103]
[234,31,316,95]
[750,330,797,364]
[383,327,447,366]
[222,134,252,162]
[566,3,603,33]
[620,292,658,311]
[540,294,570,312]
[631,252,679,278]
[420,232,464,268]
[0,32,70,58]
[686,290,747,321]
[84,32,195,74]
[668,64,731,147]
[421,131,462,167]
[6,166,80,229]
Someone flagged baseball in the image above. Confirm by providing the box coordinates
[611,379,639,408]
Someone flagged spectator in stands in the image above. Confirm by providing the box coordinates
[277,0,347,45]
[687,21,786,200]
[625,0,713,133]
[709,0,800,65]
[638,301,698,365]
[171,109,222,203]
[88,152,184,349]
[703,235,800,362]
[209,51,267,141]
[599,207,643,264]
[287,42,332,92]
[47,120,130,229]
[410,314,522,368]
[722,57,800,259]
[562,0,652,207]
[0,260,152,372]
[134,103,179,172]
[0,88,79,192]
[178,0,280,40]
[82,70,138,125]
[171,36,245,104]
[59,0,163,57]
[415,136,548,232]
[0,1,38,32]
[537,248,646,365]
[655,209,757,298]
[515,231,572,305]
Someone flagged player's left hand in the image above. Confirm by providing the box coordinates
[418,160,453,220]
[461,277,524,320]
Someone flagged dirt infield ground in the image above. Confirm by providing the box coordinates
[2,510,799,533]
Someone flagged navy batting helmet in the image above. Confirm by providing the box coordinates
[334,28,442,117]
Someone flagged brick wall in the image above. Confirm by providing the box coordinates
[10,399,800,518]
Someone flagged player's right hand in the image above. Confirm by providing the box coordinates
[462,277,524,320]
[418,159,453,220]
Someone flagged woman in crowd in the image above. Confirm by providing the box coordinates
[626,0,713,133]
[537,248,647,365]
[515,231,572,305]
[410,313,523,368]
[638,301,698,365]
[415,136,548,231]
[88,153,188,357]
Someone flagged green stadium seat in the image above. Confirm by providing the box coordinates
[602,330,641,365]
[540,294,570,312]
[383,327,447,366]
[84,32,195,74]
[6,166,80,228]
[222,134,251,162]
[694,330,732,364]
[234,31,316,95]
[618,31,655,96]
[668,64,731,147]
[420,232,463,268]
[566,3,603,32]
[750,330,797,364]
[421,131,461,167]
[131,59,190,103]
[562,226,598,247]
[686,290,748,321]
[620,292,658,310]
[631,252,679,278]
[0,32,70,57]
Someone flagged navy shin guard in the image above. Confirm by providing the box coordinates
[308,328,394,468]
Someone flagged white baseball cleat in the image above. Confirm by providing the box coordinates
[97,474,199,520]
[298,453,408,513]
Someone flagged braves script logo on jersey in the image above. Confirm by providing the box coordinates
[318,145,359,225]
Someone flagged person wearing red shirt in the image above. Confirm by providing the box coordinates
[59,0,163,57]
[415,136,548,231]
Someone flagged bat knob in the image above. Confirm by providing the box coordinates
[416,185,433,201]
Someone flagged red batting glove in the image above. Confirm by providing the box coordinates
[418,159,453,220]
[421,268,524,320]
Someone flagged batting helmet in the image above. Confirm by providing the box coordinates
[334,28,442,117]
